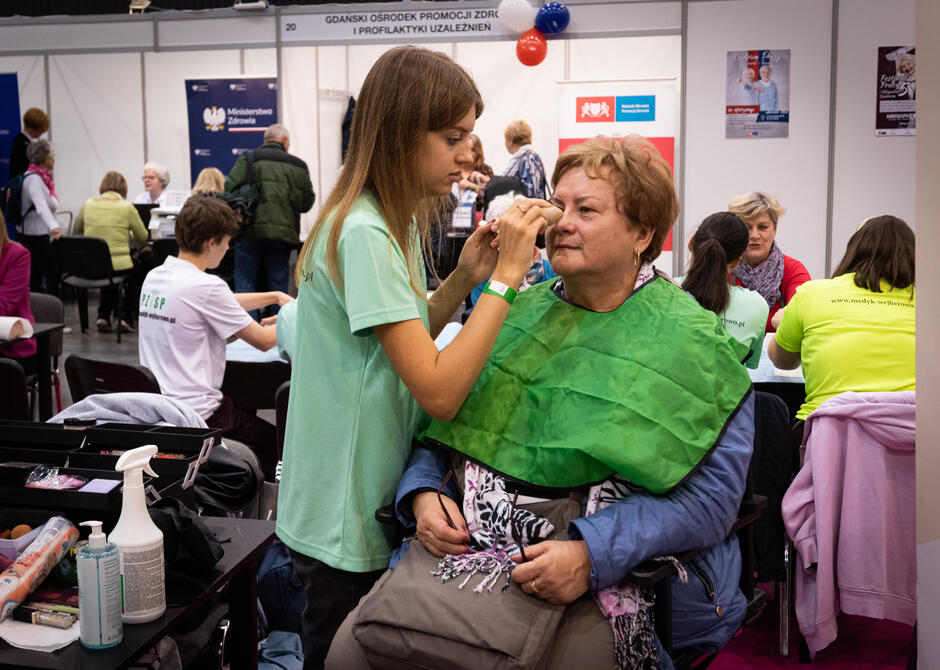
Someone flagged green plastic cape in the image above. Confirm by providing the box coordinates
[422,277,753,494]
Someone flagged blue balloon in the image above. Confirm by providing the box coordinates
[534,2,570,34]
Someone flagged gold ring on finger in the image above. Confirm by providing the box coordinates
[529,580,539,593]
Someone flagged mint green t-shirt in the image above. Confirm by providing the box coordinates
[673,278,768,369]
[276,192,429,572]
[775,273,915,419]
[722,285,769,370]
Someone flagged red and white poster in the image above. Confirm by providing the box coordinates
[558,80,678,271]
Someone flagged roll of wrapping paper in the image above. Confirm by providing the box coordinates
[0,517,79,621]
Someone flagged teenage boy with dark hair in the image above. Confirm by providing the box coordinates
[138,197,291,480]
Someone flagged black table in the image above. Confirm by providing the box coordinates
[0,322,64,421]
[0,517,276,670]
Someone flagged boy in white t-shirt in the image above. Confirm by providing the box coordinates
[138,197,291,480]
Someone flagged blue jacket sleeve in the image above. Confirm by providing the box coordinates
[571,393,755,591]
[394,446,458,529]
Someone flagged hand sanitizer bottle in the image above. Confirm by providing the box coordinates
[77,520,123,648]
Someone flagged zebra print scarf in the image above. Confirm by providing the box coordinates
[433,463,685,669]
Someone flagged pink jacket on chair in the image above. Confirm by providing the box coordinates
[782,391,916,656]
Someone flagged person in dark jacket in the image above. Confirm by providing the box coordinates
[225,123,315,319]
[8,107,50,180]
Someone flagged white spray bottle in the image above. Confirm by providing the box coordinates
[108,444,166,623]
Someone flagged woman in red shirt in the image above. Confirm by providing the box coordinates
[728,191,810,332]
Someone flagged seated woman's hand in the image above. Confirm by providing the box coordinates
[510,540,591,605]
[412,491,471,558]
[469,171,490,186]
[458,177,478,192]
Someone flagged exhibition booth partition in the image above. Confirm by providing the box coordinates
[0,0,916,278]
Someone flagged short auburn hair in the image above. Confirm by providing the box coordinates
[99,171,128,198]
[552,136,678,263]
[175,196,239,253]
[23,108,50,134]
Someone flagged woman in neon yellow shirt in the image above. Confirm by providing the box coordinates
[769,215,915,420]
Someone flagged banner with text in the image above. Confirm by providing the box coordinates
[185,77,278,185]
[0,73,21,187]
[557,79,678,270]
[282,7,506,43]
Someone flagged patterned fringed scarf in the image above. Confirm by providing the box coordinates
[433,462,688,670]
[733,241,784,308]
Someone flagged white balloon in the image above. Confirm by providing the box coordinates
[498,0,537,33]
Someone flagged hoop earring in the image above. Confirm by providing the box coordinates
[634,249,641,267]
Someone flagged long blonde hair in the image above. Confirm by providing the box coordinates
[192,167,225,195]
[296,46,483,292]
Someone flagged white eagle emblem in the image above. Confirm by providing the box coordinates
[580,101,610,118]
[203,106,226,131]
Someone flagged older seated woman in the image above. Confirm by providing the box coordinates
[769,215,915,423]
[326,137,755,670]
[134,161,170,207]
[729,191,810,332]
[75,171,148,332]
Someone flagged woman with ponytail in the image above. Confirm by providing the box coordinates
[680,212,769,369]
[277,46,556,668]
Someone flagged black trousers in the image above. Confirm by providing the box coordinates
[288,549,383,670]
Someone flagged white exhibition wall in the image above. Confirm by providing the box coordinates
[0,0,916,281]
[831,0,916,269]
[685,0,834,281]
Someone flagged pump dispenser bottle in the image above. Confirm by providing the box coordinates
[77,520,123,649]
[108,445,166,623]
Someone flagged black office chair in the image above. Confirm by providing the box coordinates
[0,358,30,420]
[152,238,179,267]
[64,353,161,403]
[751,390,798,656]
[54,236,129,343]
[480,175,526,215]
[28,292,65,415]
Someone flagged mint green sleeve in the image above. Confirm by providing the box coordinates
[745,325,765,369]
[340,213,423,337]
[745,295,768,369]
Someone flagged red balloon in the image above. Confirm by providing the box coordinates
[516,28,547,67]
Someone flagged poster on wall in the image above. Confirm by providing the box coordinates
[185,76,278,185]
[725,49,790,139]
[0,73,21,187]
[557,79,678,271]
[875,46,915,136]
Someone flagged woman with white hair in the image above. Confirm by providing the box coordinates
[19,139,61,294]
[134,161,170,206]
